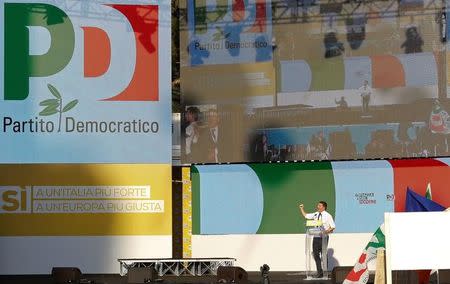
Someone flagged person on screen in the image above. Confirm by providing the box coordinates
[299,201,335,278]
[185,106,200,162]
[254,133,269,162]
[365,138,379,158]
[307,132,330,160]
[359,80,372,113]
[198,109,222,163]
[335,96,349,110]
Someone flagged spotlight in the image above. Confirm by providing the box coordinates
[401,26,423,54]
[260,264,270,284]
[345,15,366,50]
[323,32,344,58]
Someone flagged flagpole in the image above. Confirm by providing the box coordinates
[384,212,393,284]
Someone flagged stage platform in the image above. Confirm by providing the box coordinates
[118,258,236,276]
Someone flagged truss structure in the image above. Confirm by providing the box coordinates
[117,258,236,276]
[24,0,169,27]
[179,0,445,28]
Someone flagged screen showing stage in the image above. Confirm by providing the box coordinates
[180,0,448,163]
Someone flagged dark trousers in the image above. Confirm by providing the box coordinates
[362,96,370,112]
[313,236,329,275]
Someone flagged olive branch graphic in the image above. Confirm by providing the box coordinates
[212,27,231,41]
[39,84,78,132]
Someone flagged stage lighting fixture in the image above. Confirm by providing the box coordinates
[260,264,270,284]
[401,26,423,54]
[345,16,366,50]
[323,32,344,58]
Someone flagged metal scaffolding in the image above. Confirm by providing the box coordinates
[117,258,236,276]
[178,0,445,28]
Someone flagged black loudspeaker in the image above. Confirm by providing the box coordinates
[331,266,353,284]
[438,270,450,284]
[392,270,418,284]
[51,267,82,284]
[127,267,158,284]
[217,266,248,283]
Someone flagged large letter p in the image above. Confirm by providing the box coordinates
[4,3,74,100]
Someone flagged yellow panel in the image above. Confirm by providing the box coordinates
[182,167,192,258]
[0,164,171,236]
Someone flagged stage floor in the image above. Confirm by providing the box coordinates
[0,271,372,284]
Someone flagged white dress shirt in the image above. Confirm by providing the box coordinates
[185,122,198,155]
[359,85,372,98]
[305,210,335,231]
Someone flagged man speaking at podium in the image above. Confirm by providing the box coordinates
[299,201,335,278]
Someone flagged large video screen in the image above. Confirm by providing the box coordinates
[180,0,448,163]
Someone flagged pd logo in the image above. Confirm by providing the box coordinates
[4,2,159,101]
[0,186,31,213]
[187,0,272,65]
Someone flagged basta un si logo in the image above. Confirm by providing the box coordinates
[4,2,159,102]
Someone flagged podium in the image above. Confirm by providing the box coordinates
[305,220,329,280]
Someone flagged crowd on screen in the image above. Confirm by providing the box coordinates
[251,126,450,162]
[183,101,450,163]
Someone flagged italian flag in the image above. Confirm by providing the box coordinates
[344,185,439,284]
[343,225,385,284]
